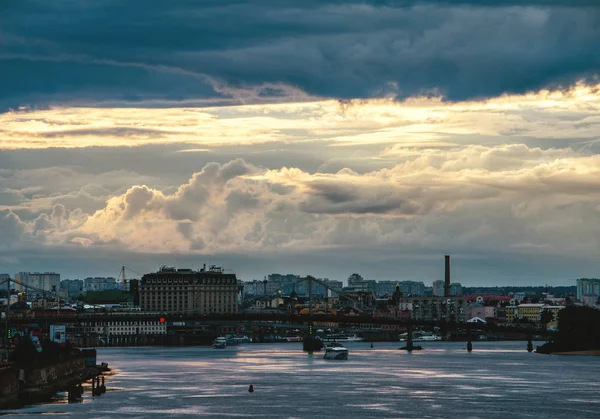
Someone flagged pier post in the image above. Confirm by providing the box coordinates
[467,327,473,352]
[406,325,414,351]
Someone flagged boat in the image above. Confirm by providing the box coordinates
[399,332,442,342]
[323,343,349,360]
[417,335,442,341]
[225,335,253,345]
[213,337,227,349]
[319,334,364,343]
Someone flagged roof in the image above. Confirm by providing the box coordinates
[466,317,487,323]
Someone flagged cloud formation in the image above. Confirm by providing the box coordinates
[1,1,599,111]
[3,140,600,280]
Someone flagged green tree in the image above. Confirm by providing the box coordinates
[540,309,555,327]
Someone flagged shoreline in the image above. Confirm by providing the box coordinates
[551,350,600,356]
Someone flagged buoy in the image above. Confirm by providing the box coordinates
[370,343,374,348]
[248,384,254,393]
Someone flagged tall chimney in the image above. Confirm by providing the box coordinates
[444,255,451,297]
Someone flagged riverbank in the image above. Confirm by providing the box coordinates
[0,358,103,410]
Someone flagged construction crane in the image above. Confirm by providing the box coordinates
[118,266,143,292]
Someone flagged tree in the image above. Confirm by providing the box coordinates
[537,306,600,353]
[540,309,555,327]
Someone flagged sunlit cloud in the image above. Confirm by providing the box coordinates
[2,83,600,153]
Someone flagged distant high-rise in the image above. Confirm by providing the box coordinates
[576,278,600,303]
[60,279,84,298]
[83,277,119,293]
[398,281,426,296]
[15,272,60,298]
[432,280,445,297]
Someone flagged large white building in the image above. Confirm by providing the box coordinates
[139,265,239,315]
[14,272,60,297]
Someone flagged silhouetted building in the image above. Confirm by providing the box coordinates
[129,279,140,306]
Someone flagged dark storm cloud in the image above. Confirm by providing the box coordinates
[1,0,599,111]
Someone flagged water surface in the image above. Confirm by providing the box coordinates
[2,341,600,418]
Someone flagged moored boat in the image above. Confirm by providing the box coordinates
[319,334,364,343]
[213,337,227,349]
[225,335,253,345]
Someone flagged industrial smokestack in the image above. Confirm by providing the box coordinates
[444,255,451,297]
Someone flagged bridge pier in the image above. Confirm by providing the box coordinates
[527,336,534,353]
[467,327,473,352]
[406,325,414,351]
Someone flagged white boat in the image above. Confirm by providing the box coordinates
[399,332,442,342]
[213,337,227,349]
[226,335,253,345]
[323,343,349,360]
[320,334,364,343]
[417,335,442,341]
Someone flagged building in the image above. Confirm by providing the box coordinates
[84,277,120,293]
[0,274,10,294]
[323,279,344,297]
[505,303,545,323]
[398,281,426,296]
[346,273,376,293]
[505,304,565,328]
[60,279,84,298]
[466,305,497,321]
[243,280,267,297]
[14,272,60,298]
[375,281,398,297]
[450,282,463,296]
[139,265,238,314]
[576,278,600,303]
[267,273,301,295]
[397,296,467,322]
[432,280,445,297]
[71,318,167,346]
[339,290,376,310]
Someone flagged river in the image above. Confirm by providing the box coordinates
[2,341,600,418]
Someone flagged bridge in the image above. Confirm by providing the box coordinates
[7,310,553,350]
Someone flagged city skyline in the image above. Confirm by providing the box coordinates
[3,1,600,284]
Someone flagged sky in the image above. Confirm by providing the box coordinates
[1,0,600,285]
